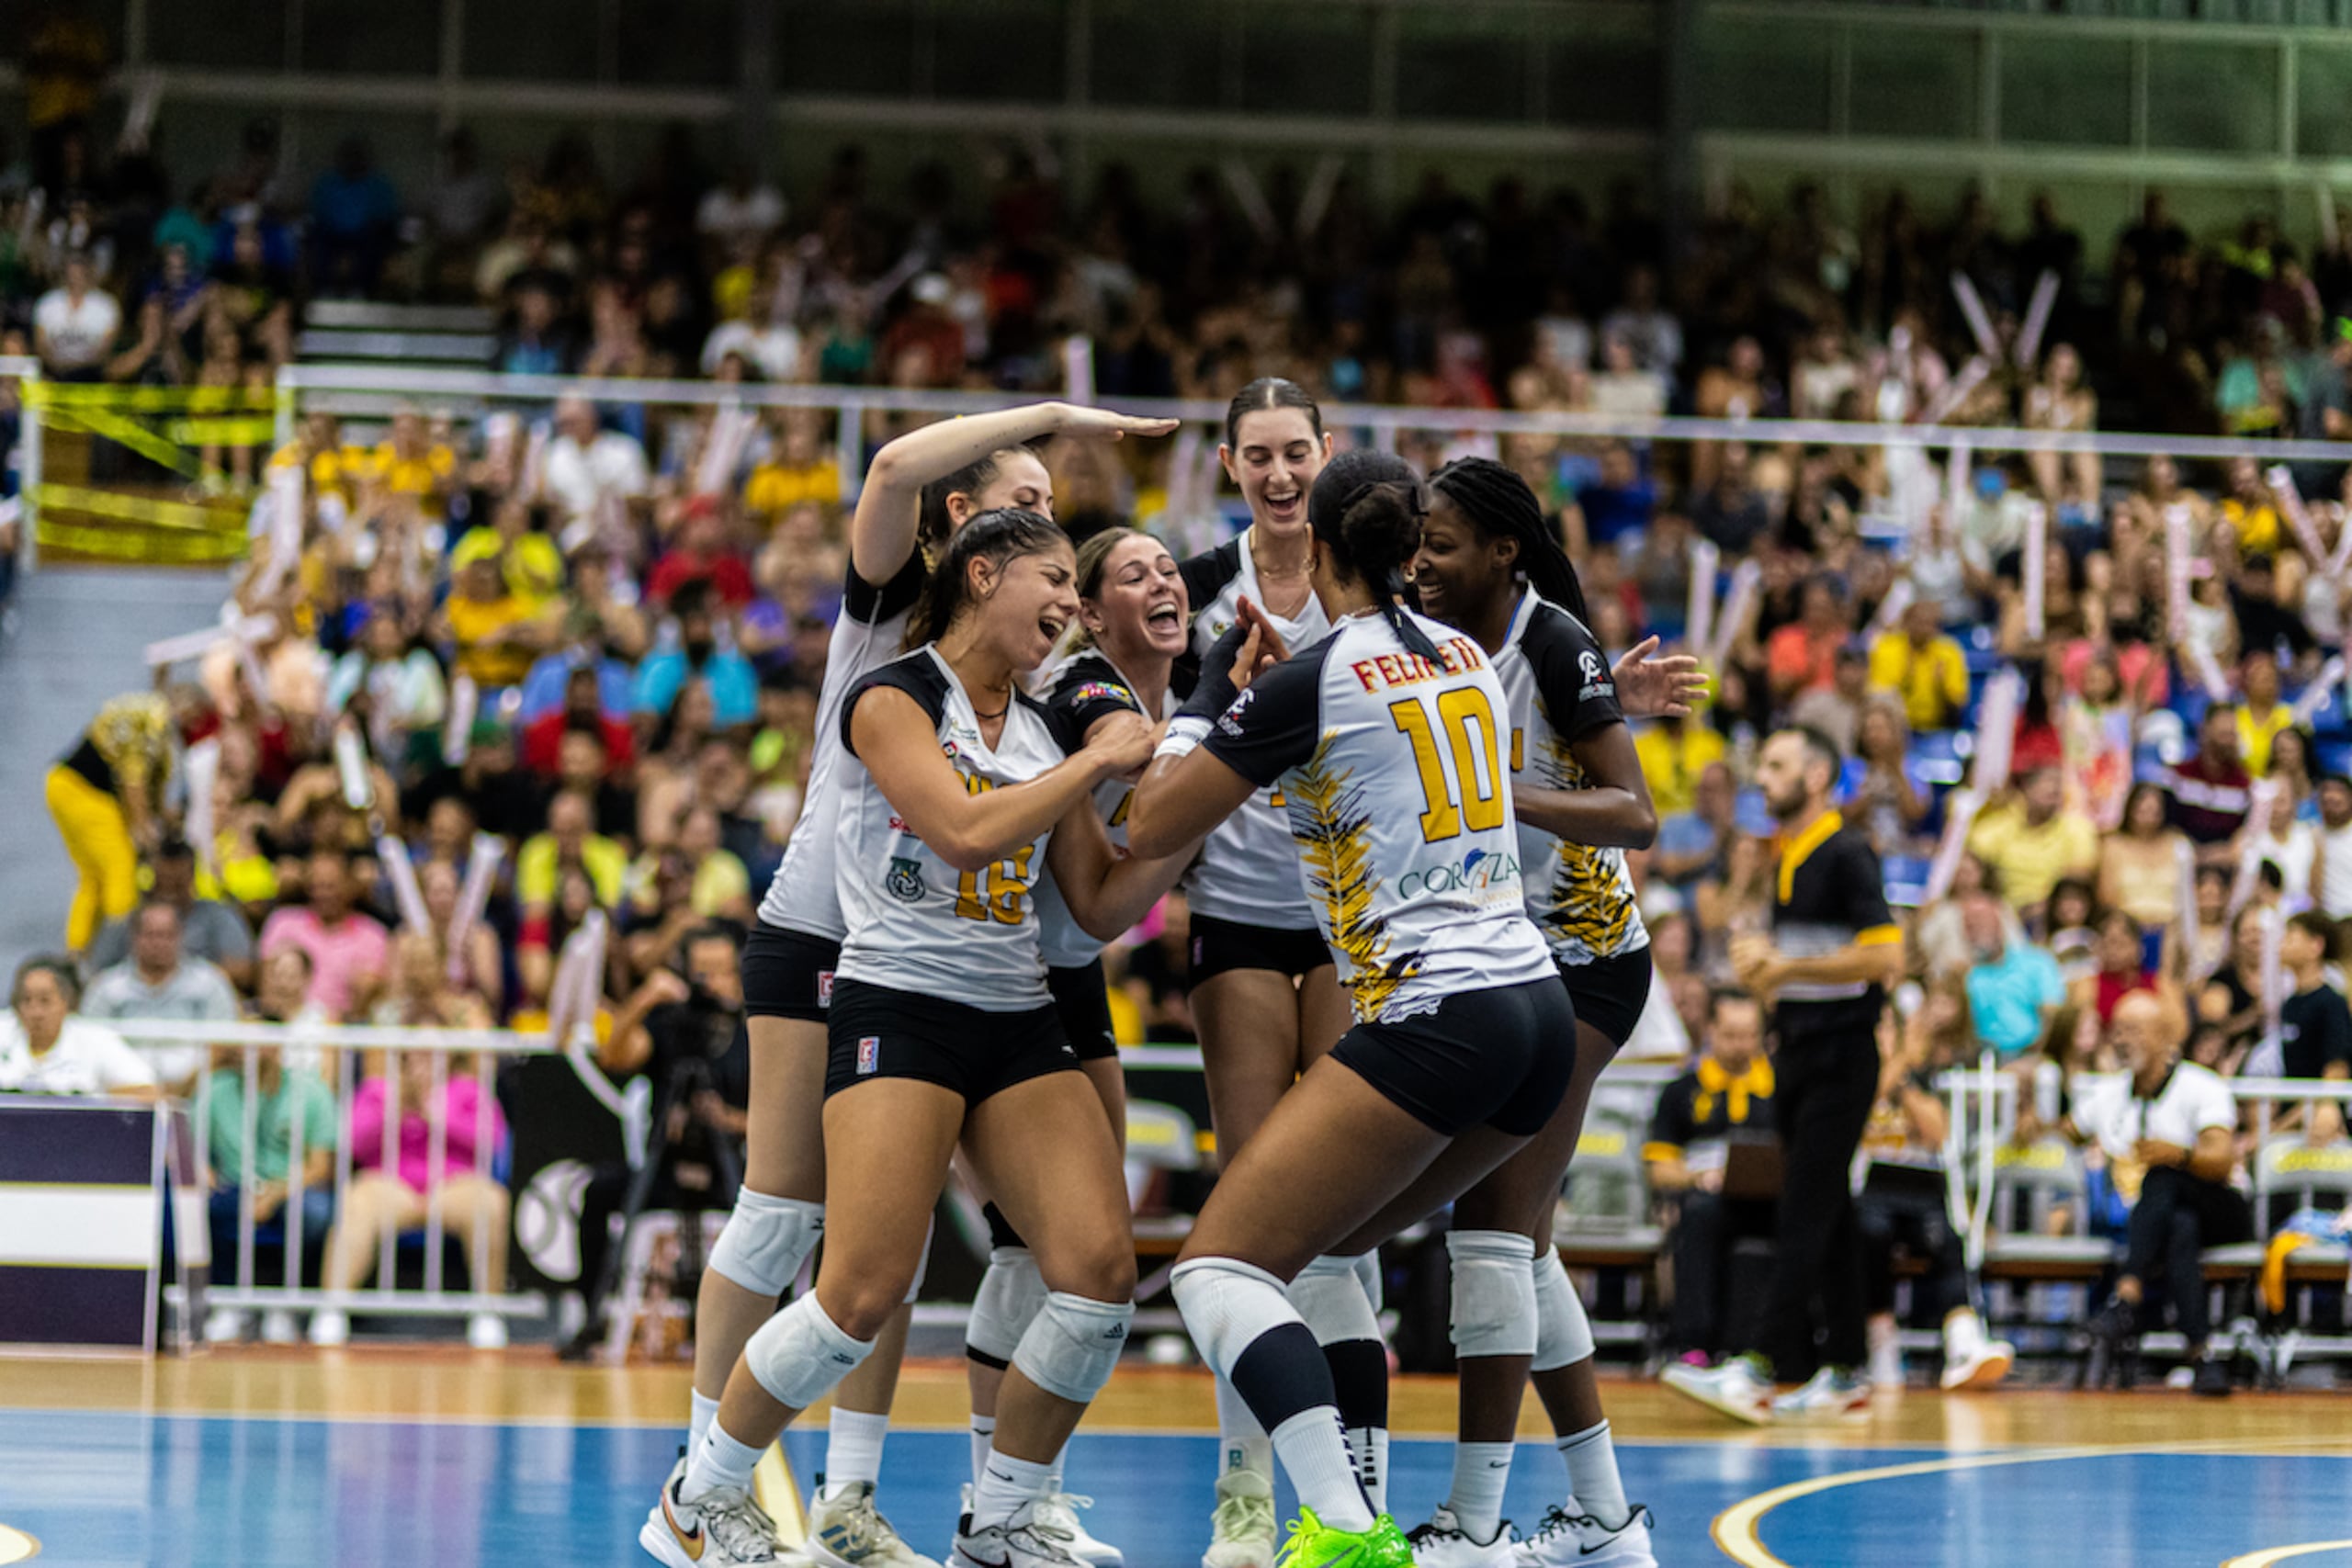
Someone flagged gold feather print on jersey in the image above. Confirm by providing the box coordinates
[1537,731,1640,963]
[1287,731,1421,1020]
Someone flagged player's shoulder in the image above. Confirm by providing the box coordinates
[843,648,953,736]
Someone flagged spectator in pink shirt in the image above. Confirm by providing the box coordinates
[311,1045,510,1348]
[258,850,391,1021]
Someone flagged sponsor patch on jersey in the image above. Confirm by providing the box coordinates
[817,971,833,1007]
[1072,681,1136,709]
[885,856,927,902]
[856,1036,880,1075]
[1576,649,1616,701]
[1215,687,1256,738]
[1398,846,1523,900]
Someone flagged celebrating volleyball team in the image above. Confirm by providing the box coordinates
[637,383,1722,1568]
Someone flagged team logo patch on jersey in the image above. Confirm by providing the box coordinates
[1577,649,1614,700]
[817,971,833,1007]
[855,1036,880,1075]
[1073,681,1136,708]
[885,856,927,902]
[1216,688,1256,738]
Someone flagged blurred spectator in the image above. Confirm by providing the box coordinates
[1790,646,1871,756]
[1645,988,1775,1362]
[48,685,210,951]
[520,789,628,913]
[1765,576,1850,703]
[199,1042,336,1342]
[2079,910,2154,1027]
[258,849,391,1021]
[1966,766,2101,917]
[1690,444,1770,556]
[0,957,155,1097]
[524,664,638,778]
[2317,774,2352,921]
[2165,705,2255,860]
[82,838,254,989]
[1635,712,1727,818]
[33,251,119,380]
[695,162,786,254]
[702,284,801,382]
[1958,890,2066,1061]
[310,138,400,297]
[2279,914,2352,1124]
[1869,599,1969,733]
[541,396,650,554]
[437,532,552,692]
[646,498,755,609]
[1847,700,1928,856]
[81,900,241,1089]
[2234,651,2293,777]
[632,583,758,727]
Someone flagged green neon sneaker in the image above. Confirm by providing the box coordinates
[1272,1508,1415,1568]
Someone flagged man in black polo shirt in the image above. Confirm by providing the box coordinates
[1663,726,1904,1424]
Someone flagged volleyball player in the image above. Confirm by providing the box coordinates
[1125,452,1575,1568]
[683,401,1171,1568]
[1176,379,1397,1566]
[649,511,1196,1568]
[1398,457,1701,1567]
[958,525,1193,1567]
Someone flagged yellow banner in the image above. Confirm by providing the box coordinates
[31,482,246,534]
[26,382,279,412]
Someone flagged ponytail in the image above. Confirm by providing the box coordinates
[1429,456,1592,626]
[1308,450,1442,664]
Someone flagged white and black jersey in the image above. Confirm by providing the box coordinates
[1033,649,1176,969]
[754,557,927,942]
[1200,608,1556,1024]
[834,646,1075,1010]
[1498,592,1649,966]
[1181,532,1330,930]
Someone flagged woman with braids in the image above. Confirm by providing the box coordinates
[667,400,1172,1568]
[1123,451,1574,1568]
[956,524,1193,1566]
[651,511,1194,1568]
[1397,456,1702,1568]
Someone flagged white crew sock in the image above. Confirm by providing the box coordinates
[681,1418,764,1504]
[971,1447,1054,1532]
[1446,1441,1516,1542]
[688,1389,721,1453]
[1351,1427,1389,1514]
[969,1414,997,1492]
[1046,1437,1069,1495]
[1558,1420,1629,1531]
[1214,1372,1274,1481]
[823,1406,888,1493]
[1272,1409,1374,1532]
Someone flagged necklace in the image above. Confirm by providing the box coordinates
[972,695,1011,720]
[1250,532,1311,581]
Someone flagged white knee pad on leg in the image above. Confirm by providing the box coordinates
[708,1188,823,1299]
[1352,1248,1384,1314]
[743,1292,874,1410]
[1291,1254,1382,1347]
[1530,1247,1593,1371]
[1171,1256,1298,1379]
[902,1213,937,1305]
[1447,1230,1538,1360]
[1011,1291,1134,1404]
[967,1246,1047,1364]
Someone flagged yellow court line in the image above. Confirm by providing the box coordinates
[753,1441,807,1550]
[0,1523,39,1563]
[2222,1543,2352,1568]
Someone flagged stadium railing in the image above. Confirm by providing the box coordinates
[112,1017,552,1328]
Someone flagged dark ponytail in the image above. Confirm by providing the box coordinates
[1308,449,1441,663]
[1429,456,1593,626]
[1224,377,1323,448]
[910,508,1068,647]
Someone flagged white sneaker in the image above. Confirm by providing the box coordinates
[1659,1357,1774,1425]
[1405,1505,1514,1566]
[1201,1468,1277,1568]
[468,1312,508,1350]
[1034,1493,1120,1568]
[806,1480,942,1568]
[1939,1311,2014,1391]
[1867,1336,1905,1391]
[640,1473,782,1567]
[260,1309,301,1345]
[950,1499,1084,1567]
[307,1307,350,1348]
[1512,1506,1657,1568]
[204,1307,249,1344]
[1770,1367,1871,1420]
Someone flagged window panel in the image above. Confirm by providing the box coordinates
[1693,18,1830,134]
[1089,0,1224,110]
[1396,12,1528,125]
[300,0,439,75]
[1849,28,1976,141]
[616,0,737,88]
[1998,37,2131,147]
[1238,6,1371,118]
[465,0,601,83]
[1544,29,1659,130]
[2298,46,2352,158]
[2146,39,2276,154]
[778,0,915,97]
[148,0,288,70]
[933,0,1066,103]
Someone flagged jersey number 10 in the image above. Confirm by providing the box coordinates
[1387,687,1507,843]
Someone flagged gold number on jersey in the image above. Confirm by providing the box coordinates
[956,844,1035,924]
[1109,789,1133,829]
[1388,687,1506,843]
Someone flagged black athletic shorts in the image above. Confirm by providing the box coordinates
[741,919,841,1022]
[826,976,1080,1102]
[1047,959,1120,1062]
[1189,913,1332,983]
[1330,976,1577,1137]
[1556,944,1654,1050]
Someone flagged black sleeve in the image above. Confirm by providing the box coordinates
[1648,1078,1694,1151]
[1179,537,1243,622]
[839,655,950,758]
[2322,991,2352,1072]
[1835,831,1897,936]
[1521,602,1625,744]
[842,553,926,626]
[1199,642,1329,787]
[1048,656,1146,739]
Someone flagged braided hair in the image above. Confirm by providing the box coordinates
[1428,456,1593,626]
[1307,449,1441,663]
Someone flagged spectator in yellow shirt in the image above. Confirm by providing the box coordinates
[359,408,457,523]
[1870,597,1971,732]
[1965,765,2102,915]
[436,532,550,690]
[742,409,842,519]
[517,789,628,912]
[266,412,359,511]
[1635,714,1727,817]
[2236,649,2294,777]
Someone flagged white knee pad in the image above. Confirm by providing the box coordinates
[708,1188,823,1299]
[1447,1230,1538,1360]
[902,1213,937,1305]
[1011,1291,1134,1404]
[1530,1247,1593,1371]
[967,1246,1047,1364]
[1291,1254,1383,1348]
[1352,1249,1384,1314]
[1173,1257,1297,1381]
[743,1292,874,1411]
